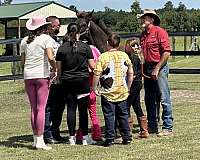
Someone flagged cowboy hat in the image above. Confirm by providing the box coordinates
[26,16,51,31]
[137,9,160,26]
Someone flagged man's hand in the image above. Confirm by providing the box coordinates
[151,67,160,80]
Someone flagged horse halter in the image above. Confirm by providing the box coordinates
[79,21,91,36]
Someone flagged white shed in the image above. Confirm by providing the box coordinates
[0,1,77,38]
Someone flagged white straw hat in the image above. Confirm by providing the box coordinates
[137,9,160,26]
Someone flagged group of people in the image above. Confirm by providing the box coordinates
[20,8,173,150]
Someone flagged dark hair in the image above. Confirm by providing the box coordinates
[107,33,120,48]
[46,16,59,22]
[67,22,80,46]
[26,25,48,44]
[126,37,139,47]
[125,37,139,55]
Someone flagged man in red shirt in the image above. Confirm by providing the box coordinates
[138,9,173,136]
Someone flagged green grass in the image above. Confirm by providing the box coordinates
[169,56,200,68]
[0,62,12,75]
[0,56,200,160]
[0,44,6,55]
[1,77,200,160]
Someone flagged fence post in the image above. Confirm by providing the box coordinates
[172,36,176,60]
[13,43,17,82]
[184,36,187,58]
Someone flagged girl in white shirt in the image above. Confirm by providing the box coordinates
[20,16,56,150]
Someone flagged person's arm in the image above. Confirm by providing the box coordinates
[21,52,25,70]
[152,29,171,79]
[92,74,101,96]
[127,64,134,92]
[88,59,95,71]
[20,38,26,71]
[155,52,170,69]
[86,43,95,71]
[92,55,103,95]
[152,52,170,79]
[46,48,56,72]
[56,61,62,84]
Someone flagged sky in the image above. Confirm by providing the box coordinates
[12,0,200,11]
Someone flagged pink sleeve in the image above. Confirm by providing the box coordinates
[90,45,101,63]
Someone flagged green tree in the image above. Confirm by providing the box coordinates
[69,5,77,12]
[175,2,188,31]
[131,0,141,15]
[130,0,141,32]
[164,1,173,11]
[159,1,176,31]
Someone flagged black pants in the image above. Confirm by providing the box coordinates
[62,77,90,136]
[66,94,89,136]
[127,80,144,118]
[44,84,65,139]
[101,96,130,141]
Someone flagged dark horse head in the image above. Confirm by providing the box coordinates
[76,10,112,53]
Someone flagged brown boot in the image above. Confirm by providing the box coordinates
[138,116,149,138]
[128,116,134,136]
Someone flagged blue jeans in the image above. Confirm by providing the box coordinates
[101,96,130,141]
[144,64,173,132]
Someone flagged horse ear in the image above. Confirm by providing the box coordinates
[87,9,94,18]
[75,8,79,17]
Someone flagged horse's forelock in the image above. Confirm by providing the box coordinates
[76,11,111,52]
[76,11,88,18]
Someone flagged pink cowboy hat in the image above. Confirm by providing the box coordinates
[26,16,51,31]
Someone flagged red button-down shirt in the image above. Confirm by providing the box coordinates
[140,26,171,63]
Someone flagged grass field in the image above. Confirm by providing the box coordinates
[0,57,200,160]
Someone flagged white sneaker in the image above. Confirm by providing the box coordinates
[35,135,52,150]
[82,135,97,145]
[69,136,76,145]
[32,135,37,148]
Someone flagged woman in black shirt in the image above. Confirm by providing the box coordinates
[56,22,95,145]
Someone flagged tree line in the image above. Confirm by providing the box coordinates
[1,0,200,33]
[70,0,200,33]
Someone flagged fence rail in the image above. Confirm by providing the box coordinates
[119,31,200,38]
[0,55,21,62]
[0,34,200,82]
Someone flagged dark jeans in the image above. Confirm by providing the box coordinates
[127,80,144,118]
[101,96,130,141]
[44,84,65,139]
[144,79,159,133]
[144,64,173,133]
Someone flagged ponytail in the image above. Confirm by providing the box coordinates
[26,31,35,44]
[67,22,80,47]
[69,32,77,47]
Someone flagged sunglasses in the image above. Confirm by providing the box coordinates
[130,44,140,49]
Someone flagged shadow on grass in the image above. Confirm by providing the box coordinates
[0,134,33,149]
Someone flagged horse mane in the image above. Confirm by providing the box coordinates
[76,11,112,53]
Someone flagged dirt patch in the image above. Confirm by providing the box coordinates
[140,90,200,103]
[171,90,200,103]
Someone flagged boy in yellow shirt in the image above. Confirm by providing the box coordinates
[93,33,133,147]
